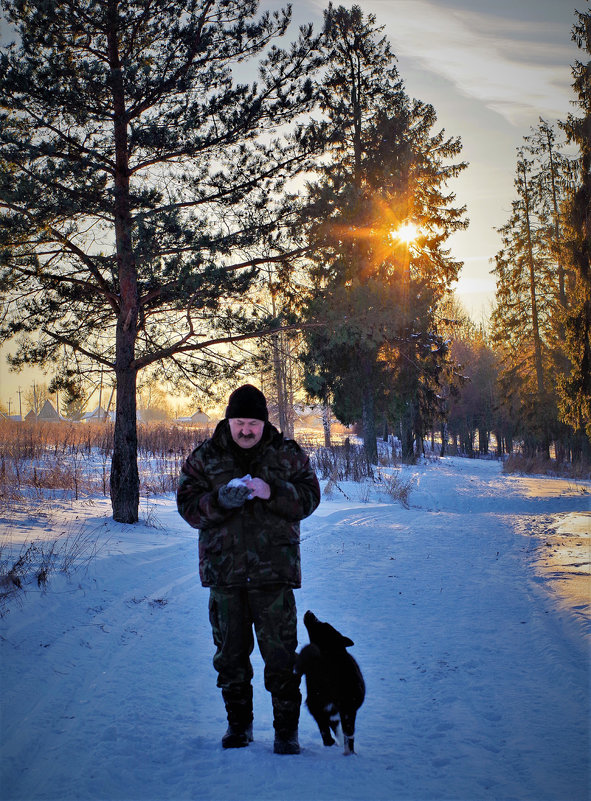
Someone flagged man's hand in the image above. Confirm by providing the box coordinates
[218,482,251,509]
[244,477,271,500]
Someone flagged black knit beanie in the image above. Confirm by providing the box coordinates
[225,384,269,422]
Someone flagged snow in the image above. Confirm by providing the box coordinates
[1,456,589,801]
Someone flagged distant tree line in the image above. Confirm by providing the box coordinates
[488,24,590,464]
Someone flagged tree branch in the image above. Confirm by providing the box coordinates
[138,246,311,306]
[131,320,323,371]
[0,199,120,312]
[41,329,115,369]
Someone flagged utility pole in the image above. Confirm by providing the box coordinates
[17,387,22,420]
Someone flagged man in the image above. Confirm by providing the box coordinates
[177,384,320,754]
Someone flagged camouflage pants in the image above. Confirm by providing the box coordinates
[208,585,301,732]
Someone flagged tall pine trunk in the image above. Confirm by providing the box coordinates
[108,10,140,523]
[400,402,415,463]
[111,355,139,523]
[361,364,378,465]
[521,165,545,397]
[521,161,550,459]
[322,388,332,448]
[439,421,447,457]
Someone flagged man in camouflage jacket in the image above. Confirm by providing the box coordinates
[177,384,320,754]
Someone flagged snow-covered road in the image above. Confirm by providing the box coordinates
[1,457,589,800]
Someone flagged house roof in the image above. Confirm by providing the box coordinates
[175,410,211,424]
[37,400,61,420]
[82,406,110,420]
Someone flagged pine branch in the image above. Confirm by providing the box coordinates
[131,319,323,370]
[0,199,120,311]
[41,329,114,370]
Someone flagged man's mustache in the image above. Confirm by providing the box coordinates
[238,432,256,439]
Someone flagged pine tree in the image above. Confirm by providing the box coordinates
[558,7,591,446]
[0,0,322,521]
[60,382,87,422]
[491,145,566,457]
[299,4,466,463]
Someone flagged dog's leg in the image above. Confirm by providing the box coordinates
[306,696,336,746]
[320,726,336,746]
[317,705,337,746]
[341,710,357,755]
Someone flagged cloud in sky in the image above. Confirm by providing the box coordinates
[319,0,576,127]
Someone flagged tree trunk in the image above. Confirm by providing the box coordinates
[110,358,139,523]
[521,165,545,397]
[400,403,415,464]
[272,333,291,436]
[361,370,378,465]
[440,421,447,456]
[478,428,489,455]
[322,389,332,448]
[544,125,568,313]
[108,12,140,523]
[521,163,550,460]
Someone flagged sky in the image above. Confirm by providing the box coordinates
[280,0,580,318]
[0,0,582,410]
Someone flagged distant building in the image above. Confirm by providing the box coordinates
[293,404,325,429]
[36,399,63,422]
[175,410,211,426]
[82,406,113,423]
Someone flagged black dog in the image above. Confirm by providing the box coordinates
[295,610,365,755]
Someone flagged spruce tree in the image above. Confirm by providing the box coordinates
[491,146,563,458]
[558,7,591,446]
[491,110,588,461]
[298,4,466,463]
[0,0,322,521]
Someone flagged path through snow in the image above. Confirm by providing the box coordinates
[1,456,589,801]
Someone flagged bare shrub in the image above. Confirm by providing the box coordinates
[0,420,207,505]
[311,441,387,481]
[322,469,351,500]
[0,517,109,615]
[380,472,414,508]
[357,478,373,503]
[503,453,591,480]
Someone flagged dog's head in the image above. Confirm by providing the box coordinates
[303,610,354,652]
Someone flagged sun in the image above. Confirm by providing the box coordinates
[393,221,419,245]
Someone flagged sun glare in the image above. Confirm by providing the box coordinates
[394,221,419,245]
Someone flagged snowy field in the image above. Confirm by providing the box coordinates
[1,456,589,801]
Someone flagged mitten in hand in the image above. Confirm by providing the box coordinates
[218,482,251,509]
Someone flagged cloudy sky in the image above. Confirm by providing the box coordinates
[0,0,582,406]
[277,0,580,319]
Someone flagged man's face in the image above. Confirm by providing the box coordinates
[228,418,265,449]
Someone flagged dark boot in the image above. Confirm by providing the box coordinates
[222,684,253,749]
[272,692,301,755]
[222,722,254,749]
[273,728,300,755]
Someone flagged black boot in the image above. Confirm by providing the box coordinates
[222,684,253,749]
[222,722,254,749]
[272,692,301,755]
[273,728,300,755]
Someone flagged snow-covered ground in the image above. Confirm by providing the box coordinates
[1,456,589,801]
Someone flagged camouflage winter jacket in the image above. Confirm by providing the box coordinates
[177,420,320,588]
